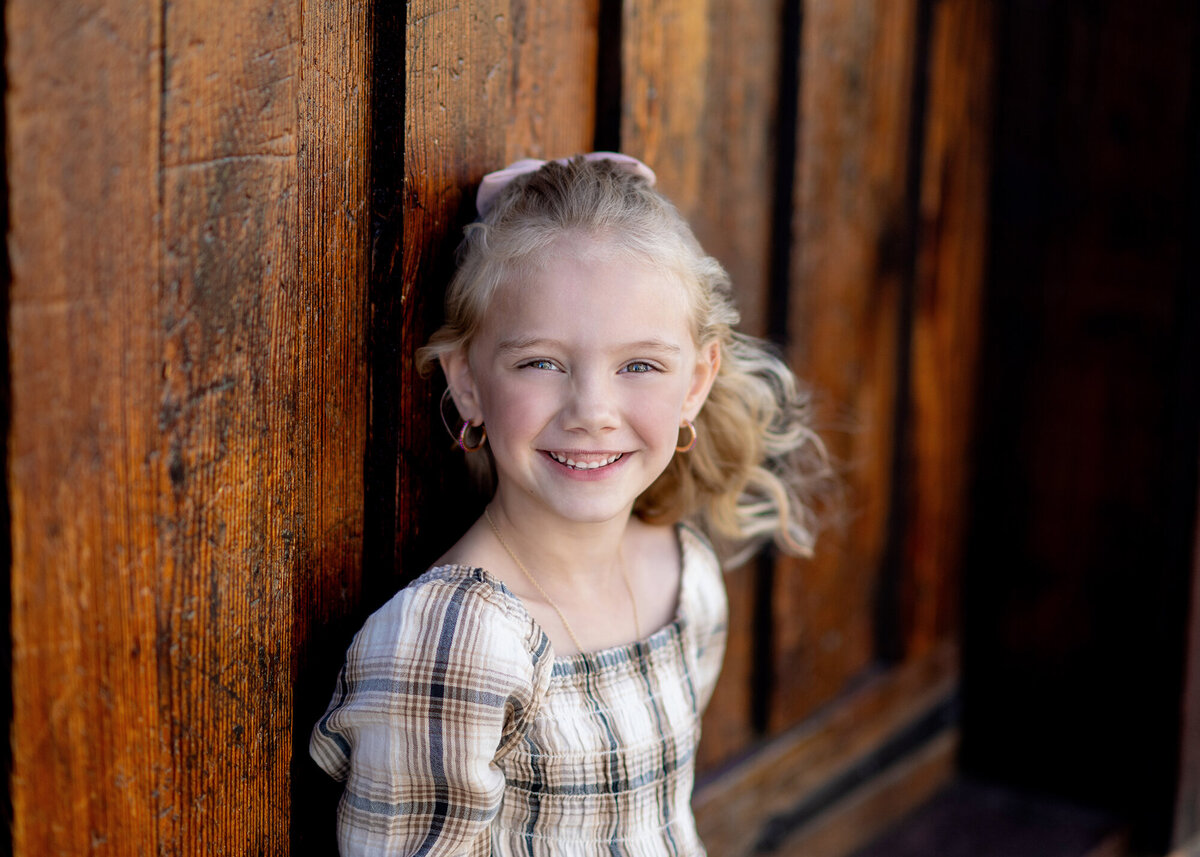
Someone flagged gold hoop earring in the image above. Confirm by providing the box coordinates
[458,420,487,452]
[676,419,697,453]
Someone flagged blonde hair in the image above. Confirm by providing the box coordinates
[417,156,831,563]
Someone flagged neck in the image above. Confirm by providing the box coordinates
[486,491,631,589]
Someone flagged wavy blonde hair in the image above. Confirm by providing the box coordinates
[417,156,831,563]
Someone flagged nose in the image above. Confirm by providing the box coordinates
[563,370,619,433]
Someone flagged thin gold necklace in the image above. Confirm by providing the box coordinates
[484,508,641,653]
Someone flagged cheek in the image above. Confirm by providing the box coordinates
[479,379,553,435]
[630,386,688,438]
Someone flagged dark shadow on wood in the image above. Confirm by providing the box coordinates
[1,4,12,850]
[961,2,1200,850]
[765,0,801,350]
[594,0,622,152]
[872,0,933,668]
[848,778,1126,857]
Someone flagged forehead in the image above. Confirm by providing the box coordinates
[478,236,695,346]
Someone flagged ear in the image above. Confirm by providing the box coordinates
[440,349,484,424]
[682,339,721,420]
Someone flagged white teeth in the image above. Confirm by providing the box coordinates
[549,451,622,470]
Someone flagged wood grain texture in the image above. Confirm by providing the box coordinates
[694,644,958,857]
[7,0,374,852]
[154,1,301,849]
[400,0,600,575]
[629,0,785,336]
[7,1,165,851]
[776,0,921,730]
[691,0,784,336]
[290,0,373,850]
[621,0,709,217]
[902,0,995,660]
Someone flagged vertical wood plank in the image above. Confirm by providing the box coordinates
[902,0,995,658]
[400,0,600,573]
[155,0,300,850]
[5,0,352,850]
[291,0,373,850]
[7,1,163,851]
[621,0,786,770]
[776,0,921,730]
[621,0,709,217]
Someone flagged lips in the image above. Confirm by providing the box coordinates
[546,451,624,471]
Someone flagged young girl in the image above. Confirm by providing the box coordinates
[310,153,826,855]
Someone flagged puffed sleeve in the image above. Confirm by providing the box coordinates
[310,567,552,856]
[679,524,729,713]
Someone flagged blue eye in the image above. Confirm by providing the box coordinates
[622,361,656,374]
[524,359,559,371]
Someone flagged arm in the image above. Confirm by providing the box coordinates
[311,571,546,856]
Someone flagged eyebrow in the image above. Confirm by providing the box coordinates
[496,336,682,356]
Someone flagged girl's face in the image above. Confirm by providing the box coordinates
[443,235,720,528]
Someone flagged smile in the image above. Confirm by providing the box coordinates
[546,451,624,471]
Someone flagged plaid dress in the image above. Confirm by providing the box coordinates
[310,524,728,856]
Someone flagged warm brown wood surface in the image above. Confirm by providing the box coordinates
[902,0,994,658]
[155,0,302,849]
[8,2,167,851]
[7,0,371,852]
[290,0,374,850]
[776,0,921,729]
[621,0,709,217]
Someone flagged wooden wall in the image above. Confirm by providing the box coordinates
[962,1,1200,851]
[4,0,995,854]
[6,0,372,852]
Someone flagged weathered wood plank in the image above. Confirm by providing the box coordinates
[694,0,785,339]
[290,0,373,850]
[5,1,169,849]
[621,0,709,217]
[154,0,301,851]
[7,1,165,853]
[400,0,600,574]
[8,0,317,851]
[621,0,783,330]
[902,0,995,660]
[694,644,958,857]
[777,0,921,730]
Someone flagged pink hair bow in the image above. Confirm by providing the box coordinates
[475,151,657,217]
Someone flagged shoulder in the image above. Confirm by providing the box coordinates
[678,524,727,640]
[311,565,554,781]
[679,523,724,601]
[353,564,551,676]
[676,522,728,709]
